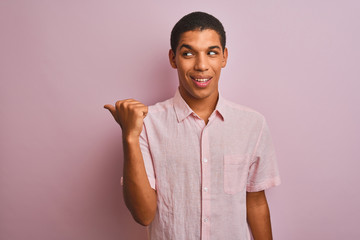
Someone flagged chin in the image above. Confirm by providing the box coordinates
[191,90,213,100]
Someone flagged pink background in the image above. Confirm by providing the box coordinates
[1,0,359,239]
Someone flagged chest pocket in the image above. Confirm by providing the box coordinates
[223,154,250,194]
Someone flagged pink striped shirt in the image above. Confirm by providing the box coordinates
[136,89,280,239]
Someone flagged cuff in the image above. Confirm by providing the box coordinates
[246,176,281,192]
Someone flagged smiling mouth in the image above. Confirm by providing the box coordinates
[191,77,212,82]
[190,76,213,88]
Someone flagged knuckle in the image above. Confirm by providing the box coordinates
[121,101,129,108]
[115,100,122,107]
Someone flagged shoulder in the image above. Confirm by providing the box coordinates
[147,97,174,114]
[143,96,175,126]
[223,98,266,123]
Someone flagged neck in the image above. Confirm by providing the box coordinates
[179,88,219,124]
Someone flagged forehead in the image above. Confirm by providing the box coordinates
[177,29,222,50]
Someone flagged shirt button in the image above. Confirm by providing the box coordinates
[204,187,208,192]
[204,218,208,222]
[203,158,208,163]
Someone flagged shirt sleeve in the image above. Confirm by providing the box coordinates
[139,123,156,190]
[246,117,281,192]
[120,123,156,190]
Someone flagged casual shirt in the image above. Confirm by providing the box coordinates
[130,88,281,240]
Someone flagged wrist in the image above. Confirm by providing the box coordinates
[122,133,140,144]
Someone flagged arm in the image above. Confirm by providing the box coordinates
[246,190,273,240]
[104,99,157,226]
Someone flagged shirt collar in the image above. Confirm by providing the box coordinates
[173,88,226,123]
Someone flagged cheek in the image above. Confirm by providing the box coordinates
[210,58,223,68]
[177,68,187,78]
[178,68,191,79]
[177,69,189,83]
[178,59,194,70]
[210,63,222,74]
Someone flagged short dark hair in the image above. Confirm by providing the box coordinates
[170,11,226,55]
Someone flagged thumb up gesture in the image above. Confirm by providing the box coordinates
[104,99,148,139]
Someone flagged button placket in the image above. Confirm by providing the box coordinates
[200,127,211,240]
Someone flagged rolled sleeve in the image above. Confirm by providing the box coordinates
[120,123,156,190]
[247,117,281,192]
[139,123,156,190]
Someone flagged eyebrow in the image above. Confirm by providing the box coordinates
[209,46,221,50]
[179,44,221,51]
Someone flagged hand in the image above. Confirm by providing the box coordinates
[104,99,148,139]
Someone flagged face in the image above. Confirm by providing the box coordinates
[169,29,228,103]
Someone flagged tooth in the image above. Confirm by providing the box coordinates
[195,78,209,82]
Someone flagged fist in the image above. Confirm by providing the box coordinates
[104,99,148,139]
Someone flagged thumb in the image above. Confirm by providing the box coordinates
[103,104,117,120]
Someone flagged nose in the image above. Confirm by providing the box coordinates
[194,53,209,72]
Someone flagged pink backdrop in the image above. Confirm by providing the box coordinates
[1,1,359,239]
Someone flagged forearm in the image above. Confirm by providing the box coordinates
[122,136,157,226]
[246,191,273,240]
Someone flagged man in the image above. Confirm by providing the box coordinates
[104,11,281,240]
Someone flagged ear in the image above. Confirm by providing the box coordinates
[221,47,228,68]
[169,49,177,69]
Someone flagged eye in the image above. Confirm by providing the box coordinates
[182,52,193,57]
[208,51,218,56]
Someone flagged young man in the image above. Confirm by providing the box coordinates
[104,12,281,240]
